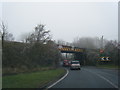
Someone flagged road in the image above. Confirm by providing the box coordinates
[51,66,119,88]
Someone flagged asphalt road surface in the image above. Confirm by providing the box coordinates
[51,66,119,88]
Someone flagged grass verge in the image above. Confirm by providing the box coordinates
[2,68,66,88]
[96,64,119,69]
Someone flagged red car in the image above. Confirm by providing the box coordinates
[63,60,70,67]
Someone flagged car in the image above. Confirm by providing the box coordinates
[63,60,70,67]
[70,60,81,70]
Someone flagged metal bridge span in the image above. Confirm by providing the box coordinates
[57,45,86,65]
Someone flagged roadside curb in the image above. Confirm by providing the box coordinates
[40,68,69,89]
[47,68,69,88]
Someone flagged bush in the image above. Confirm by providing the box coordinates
[2,41,61,75]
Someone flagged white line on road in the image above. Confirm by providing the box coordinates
[84,69,118,88]
[47,68,69,88]
[95,73,118,88]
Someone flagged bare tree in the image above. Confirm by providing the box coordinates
[56,39,65,45]
[104,40,118,65]
[0,22,14,42]
[26,24,51,44]
[72,37,108,49]
[56,39,71,46]
[20,32,30,43]
[73,37,96,49]
[0,22,7,41]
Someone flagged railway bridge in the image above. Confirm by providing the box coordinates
[57,45,86,65]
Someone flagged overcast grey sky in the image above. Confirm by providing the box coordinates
[1,2,118,42]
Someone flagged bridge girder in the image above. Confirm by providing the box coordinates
[57,44,86,65]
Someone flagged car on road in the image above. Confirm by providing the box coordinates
[70,60,81,70]
[63,60,71,67]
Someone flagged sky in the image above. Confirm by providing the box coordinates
[1,2,118,43]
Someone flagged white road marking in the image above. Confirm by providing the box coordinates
[47,68,69,88]
[84,69,118,88]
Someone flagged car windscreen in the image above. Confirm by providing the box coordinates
[71,62,79,64]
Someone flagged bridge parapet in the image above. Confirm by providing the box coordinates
[57,45,84,53]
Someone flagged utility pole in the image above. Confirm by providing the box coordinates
[101,35,103,49]
[100,35,104,54]
[98,36,104,64]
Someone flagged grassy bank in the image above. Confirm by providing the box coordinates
[96,64,119,69]
[3,66,55,76]
[2,68,66,88]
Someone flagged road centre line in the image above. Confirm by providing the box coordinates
[84,69,118,88]
[47,68,69,88]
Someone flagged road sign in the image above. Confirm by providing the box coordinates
[99,57,110,61]
[101,57,104,61]
[106,57,109,61]
[100,49,104,53]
